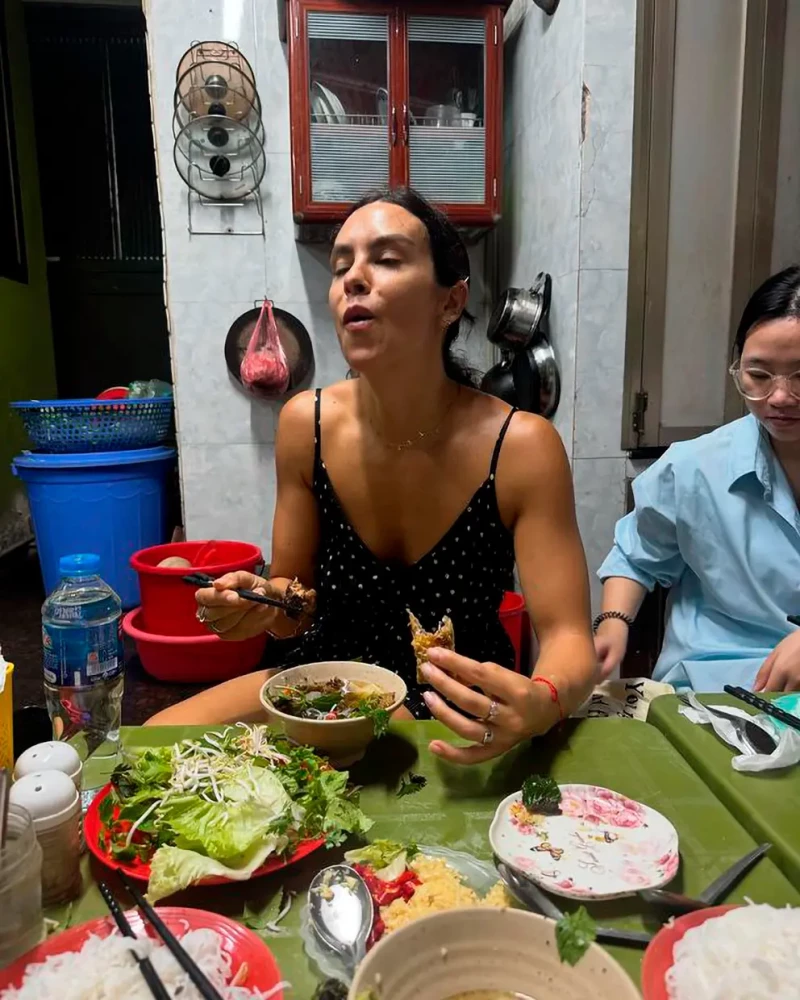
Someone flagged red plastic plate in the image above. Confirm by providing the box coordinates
[84,783,325,887]
[641,904,738,1000]
[0,907,284,994]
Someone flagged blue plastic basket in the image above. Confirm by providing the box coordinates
[10,397,174,453]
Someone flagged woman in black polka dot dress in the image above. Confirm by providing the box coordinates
[153,189,597,765]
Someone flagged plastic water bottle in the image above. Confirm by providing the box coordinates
[42,554,124,761]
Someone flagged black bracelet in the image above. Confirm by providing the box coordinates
[593,610,635,633]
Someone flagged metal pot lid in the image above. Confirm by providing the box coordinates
[530,339,560,419]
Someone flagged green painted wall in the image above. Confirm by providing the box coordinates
[0,0,56,550]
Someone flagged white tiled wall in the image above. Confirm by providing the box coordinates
[143,0,493,556]
[502,0,636,612]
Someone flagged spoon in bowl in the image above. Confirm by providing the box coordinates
[308,864,374,978]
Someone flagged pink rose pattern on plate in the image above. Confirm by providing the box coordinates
[490,783,680,900]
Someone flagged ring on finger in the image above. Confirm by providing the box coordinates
[479,699,499,724]
[206,620,225,635]
[481,728,494,747]
[196,606,209,623]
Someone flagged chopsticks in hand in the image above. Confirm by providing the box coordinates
[183,572,303,619]
[98,882,171,1000]
[119,872,225,1000]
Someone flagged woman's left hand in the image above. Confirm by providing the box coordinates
[420,647,559,765]
[754,631,800,692]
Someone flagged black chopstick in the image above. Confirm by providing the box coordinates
[183,572,300,617]
[119,872,225,1000]
[98,882,171,1000]
[723,685,800,734]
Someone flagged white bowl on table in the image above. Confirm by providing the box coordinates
[348,907,641,1000]
[259,660,407,767]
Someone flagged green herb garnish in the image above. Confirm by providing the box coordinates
[243,886,294,934]
[312,980,349,1000]
[521,774,561,813]
[353,703,391,737]
[397,772,427,798]
[555,906,597,966]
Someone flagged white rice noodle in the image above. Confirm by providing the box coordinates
[667,903,800,1000]
[1,928,289,1000]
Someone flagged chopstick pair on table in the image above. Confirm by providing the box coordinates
[723,683,800,734]
[100,872,224,1000]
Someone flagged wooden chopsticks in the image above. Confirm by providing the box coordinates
[100,874,225,1000]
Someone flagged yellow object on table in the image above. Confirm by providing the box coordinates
[0,660,14,769]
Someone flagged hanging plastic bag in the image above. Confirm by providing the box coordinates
[240,299,290,396]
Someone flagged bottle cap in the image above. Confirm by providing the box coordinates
[58,554,100,577]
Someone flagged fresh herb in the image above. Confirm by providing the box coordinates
[243,886,294,934]
[397,772,427,798]
[555,906,597,966]
[354,704,391,737]
[521,774,562,813]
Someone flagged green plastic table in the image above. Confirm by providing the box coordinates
[53,719,800,998]
[648,693,800,890]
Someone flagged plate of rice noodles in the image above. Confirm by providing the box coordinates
[0,907,286,1000]
[641,902,800,1000]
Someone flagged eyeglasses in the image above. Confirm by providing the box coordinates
[729,363,800,402]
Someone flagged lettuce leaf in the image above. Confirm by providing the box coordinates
[344,840,412,871]
[147,840,281,903]
[158,765,291,861]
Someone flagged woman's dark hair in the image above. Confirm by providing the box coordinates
[735,265,800,355]
[342,187,477,386]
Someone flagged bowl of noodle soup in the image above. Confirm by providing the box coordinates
[347,907,640,1000]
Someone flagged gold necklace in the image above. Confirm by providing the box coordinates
[374,386,460,452]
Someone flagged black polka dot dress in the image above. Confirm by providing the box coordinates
[270,389,518,718]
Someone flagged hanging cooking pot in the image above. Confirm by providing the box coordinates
[487,272,551,348]
[530,339,560,419]
[480,351,517,405]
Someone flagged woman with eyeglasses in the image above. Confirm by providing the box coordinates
[595,265,800,692]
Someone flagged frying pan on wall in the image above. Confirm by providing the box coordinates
[224,305,314,398]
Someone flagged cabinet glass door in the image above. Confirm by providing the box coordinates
[307,11,390,203]
[406,16,487,204]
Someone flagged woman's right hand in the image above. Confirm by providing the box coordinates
[593,619,630,680]
[195,572,284,641]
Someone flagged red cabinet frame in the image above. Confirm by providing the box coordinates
[288,0,506,228]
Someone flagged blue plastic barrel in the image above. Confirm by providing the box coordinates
[12,447,177,609]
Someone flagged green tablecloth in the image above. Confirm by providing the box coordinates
[57,719,800,998]
[648,693,800,889]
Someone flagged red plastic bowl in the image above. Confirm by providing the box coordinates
[0,907,285,996]
[641,904,738,999]
[131,539,262,636]
[123,606,266,683]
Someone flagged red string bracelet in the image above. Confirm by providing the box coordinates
[531,676,564,721]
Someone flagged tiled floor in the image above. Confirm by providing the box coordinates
[2,546,207,727]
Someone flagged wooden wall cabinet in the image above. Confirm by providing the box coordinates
[287,1,508,231]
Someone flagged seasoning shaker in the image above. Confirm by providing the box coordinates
[0,804,43,966]
[14,741,83,792]
[10,770,82,906]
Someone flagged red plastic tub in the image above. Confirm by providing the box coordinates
[500,591,531,674]
[123,607,267,683]
[131,540,263,636]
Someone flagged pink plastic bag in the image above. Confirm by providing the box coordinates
[240,300,290,395]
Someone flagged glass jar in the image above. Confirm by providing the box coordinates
[0,804,44,966]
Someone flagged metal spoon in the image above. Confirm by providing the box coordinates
[640,841,772,915]
[678,696,776,755]
[495,859,652,946]
[308,864,374,977]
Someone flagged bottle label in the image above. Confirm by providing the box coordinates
[42,620,123,687]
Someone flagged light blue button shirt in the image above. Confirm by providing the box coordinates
[598,414,800,691]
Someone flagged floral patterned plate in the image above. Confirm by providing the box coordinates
[489,783,680,901]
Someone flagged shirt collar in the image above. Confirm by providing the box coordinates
[727,413,773,493]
